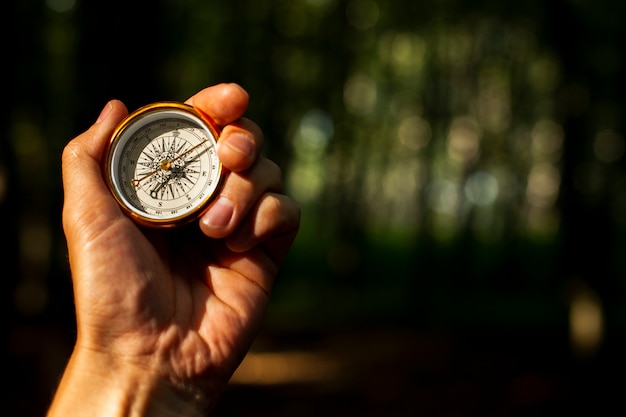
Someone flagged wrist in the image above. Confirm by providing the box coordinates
[47,347,216,417]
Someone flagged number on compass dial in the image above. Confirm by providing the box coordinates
[103,103,225,227]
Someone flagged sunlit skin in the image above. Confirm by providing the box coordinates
[47,83,301,417]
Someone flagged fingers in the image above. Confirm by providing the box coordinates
[186,83,264,174]
[200,192,300,291]
[193,83,299,257]
[200,157,283,239]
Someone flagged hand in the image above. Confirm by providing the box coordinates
[48,84,300,416]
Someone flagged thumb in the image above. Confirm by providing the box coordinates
[62,100,128,239]
[72,100,129,161]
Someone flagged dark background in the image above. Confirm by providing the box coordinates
[3,0,626,415]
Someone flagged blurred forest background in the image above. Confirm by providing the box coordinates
[2,0,626,415]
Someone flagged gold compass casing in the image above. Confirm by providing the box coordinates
[102,102,227,228]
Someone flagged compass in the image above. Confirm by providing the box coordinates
[102,102,226,228]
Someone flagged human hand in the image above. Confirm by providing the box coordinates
[48,84,300,416]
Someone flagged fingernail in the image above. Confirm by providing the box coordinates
[96,101,113,123]
[220,133,254,159]
[203,197,234,228]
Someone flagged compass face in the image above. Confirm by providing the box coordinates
[103,102,225,227]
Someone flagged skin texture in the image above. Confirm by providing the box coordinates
[47,84,300,416]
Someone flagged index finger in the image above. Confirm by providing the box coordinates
[185,83,250,126]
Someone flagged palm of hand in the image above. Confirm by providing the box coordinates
[74,216,270,387]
